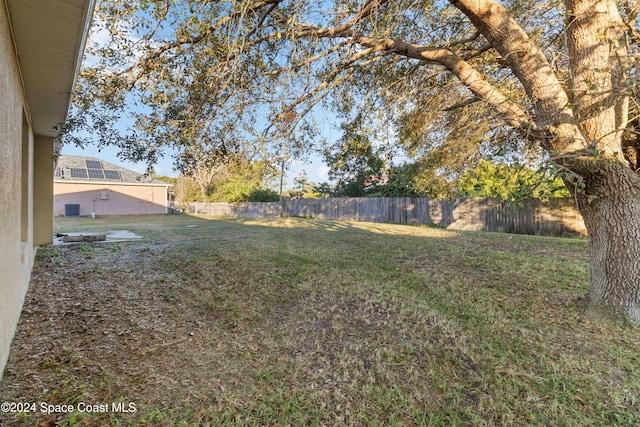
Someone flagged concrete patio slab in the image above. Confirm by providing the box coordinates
[53,230,143,245]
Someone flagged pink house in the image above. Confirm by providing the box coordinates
[54,155,173,216]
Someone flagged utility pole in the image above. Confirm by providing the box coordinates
[278,137,288,217]
[279,154,285,217]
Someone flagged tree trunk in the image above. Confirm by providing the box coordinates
[446,0,640,322]
[565,0,628,158]
[574,160,640,322]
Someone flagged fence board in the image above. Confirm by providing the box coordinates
[188,197,587,236]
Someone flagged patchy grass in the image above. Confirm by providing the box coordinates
[1,215,638,426]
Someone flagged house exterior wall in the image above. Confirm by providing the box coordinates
[54,182,170,215]
[0,2,34,379]
[33,136,54,245]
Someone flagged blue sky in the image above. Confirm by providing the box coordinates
[63,3,349,189]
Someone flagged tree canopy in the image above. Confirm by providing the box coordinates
[67,1,561,170]
[69,1,640,174]
[68,1,640,323]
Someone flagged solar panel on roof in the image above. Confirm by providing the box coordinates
[70,168,88,178]
[104,170,121,180]
[70,168,87,178]
[88,169,105,179]
[86,160,102,169]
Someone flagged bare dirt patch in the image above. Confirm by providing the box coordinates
[1,239,200,425]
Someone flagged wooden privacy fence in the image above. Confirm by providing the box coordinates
[189,197,587,236]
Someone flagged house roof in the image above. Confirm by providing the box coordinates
[55,155,171,186]
[5,0,95,137]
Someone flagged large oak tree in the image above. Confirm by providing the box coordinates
[70,0,640,323]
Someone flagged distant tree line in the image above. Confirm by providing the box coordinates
[158,154,281,204]
[314,116,570,201]
[160,132,571,204]
[310,159,570,201]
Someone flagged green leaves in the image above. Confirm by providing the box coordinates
[457,160,570,201]
[323,113,390,196]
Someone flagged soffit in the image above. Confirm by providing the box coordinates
[6,0,93,137]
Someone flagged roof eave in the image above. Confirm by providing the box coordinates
[6,0,96,137]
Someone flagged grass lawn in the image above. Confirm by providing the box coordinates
[0,214,638,426]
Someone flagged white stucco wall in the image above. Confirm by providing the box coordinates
[0,3,34,378]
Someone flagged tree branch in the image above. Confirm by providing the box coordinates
[123,0,286,87]
[300,28,533,131]
[443,96,480,112]
[448,0,583,153]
